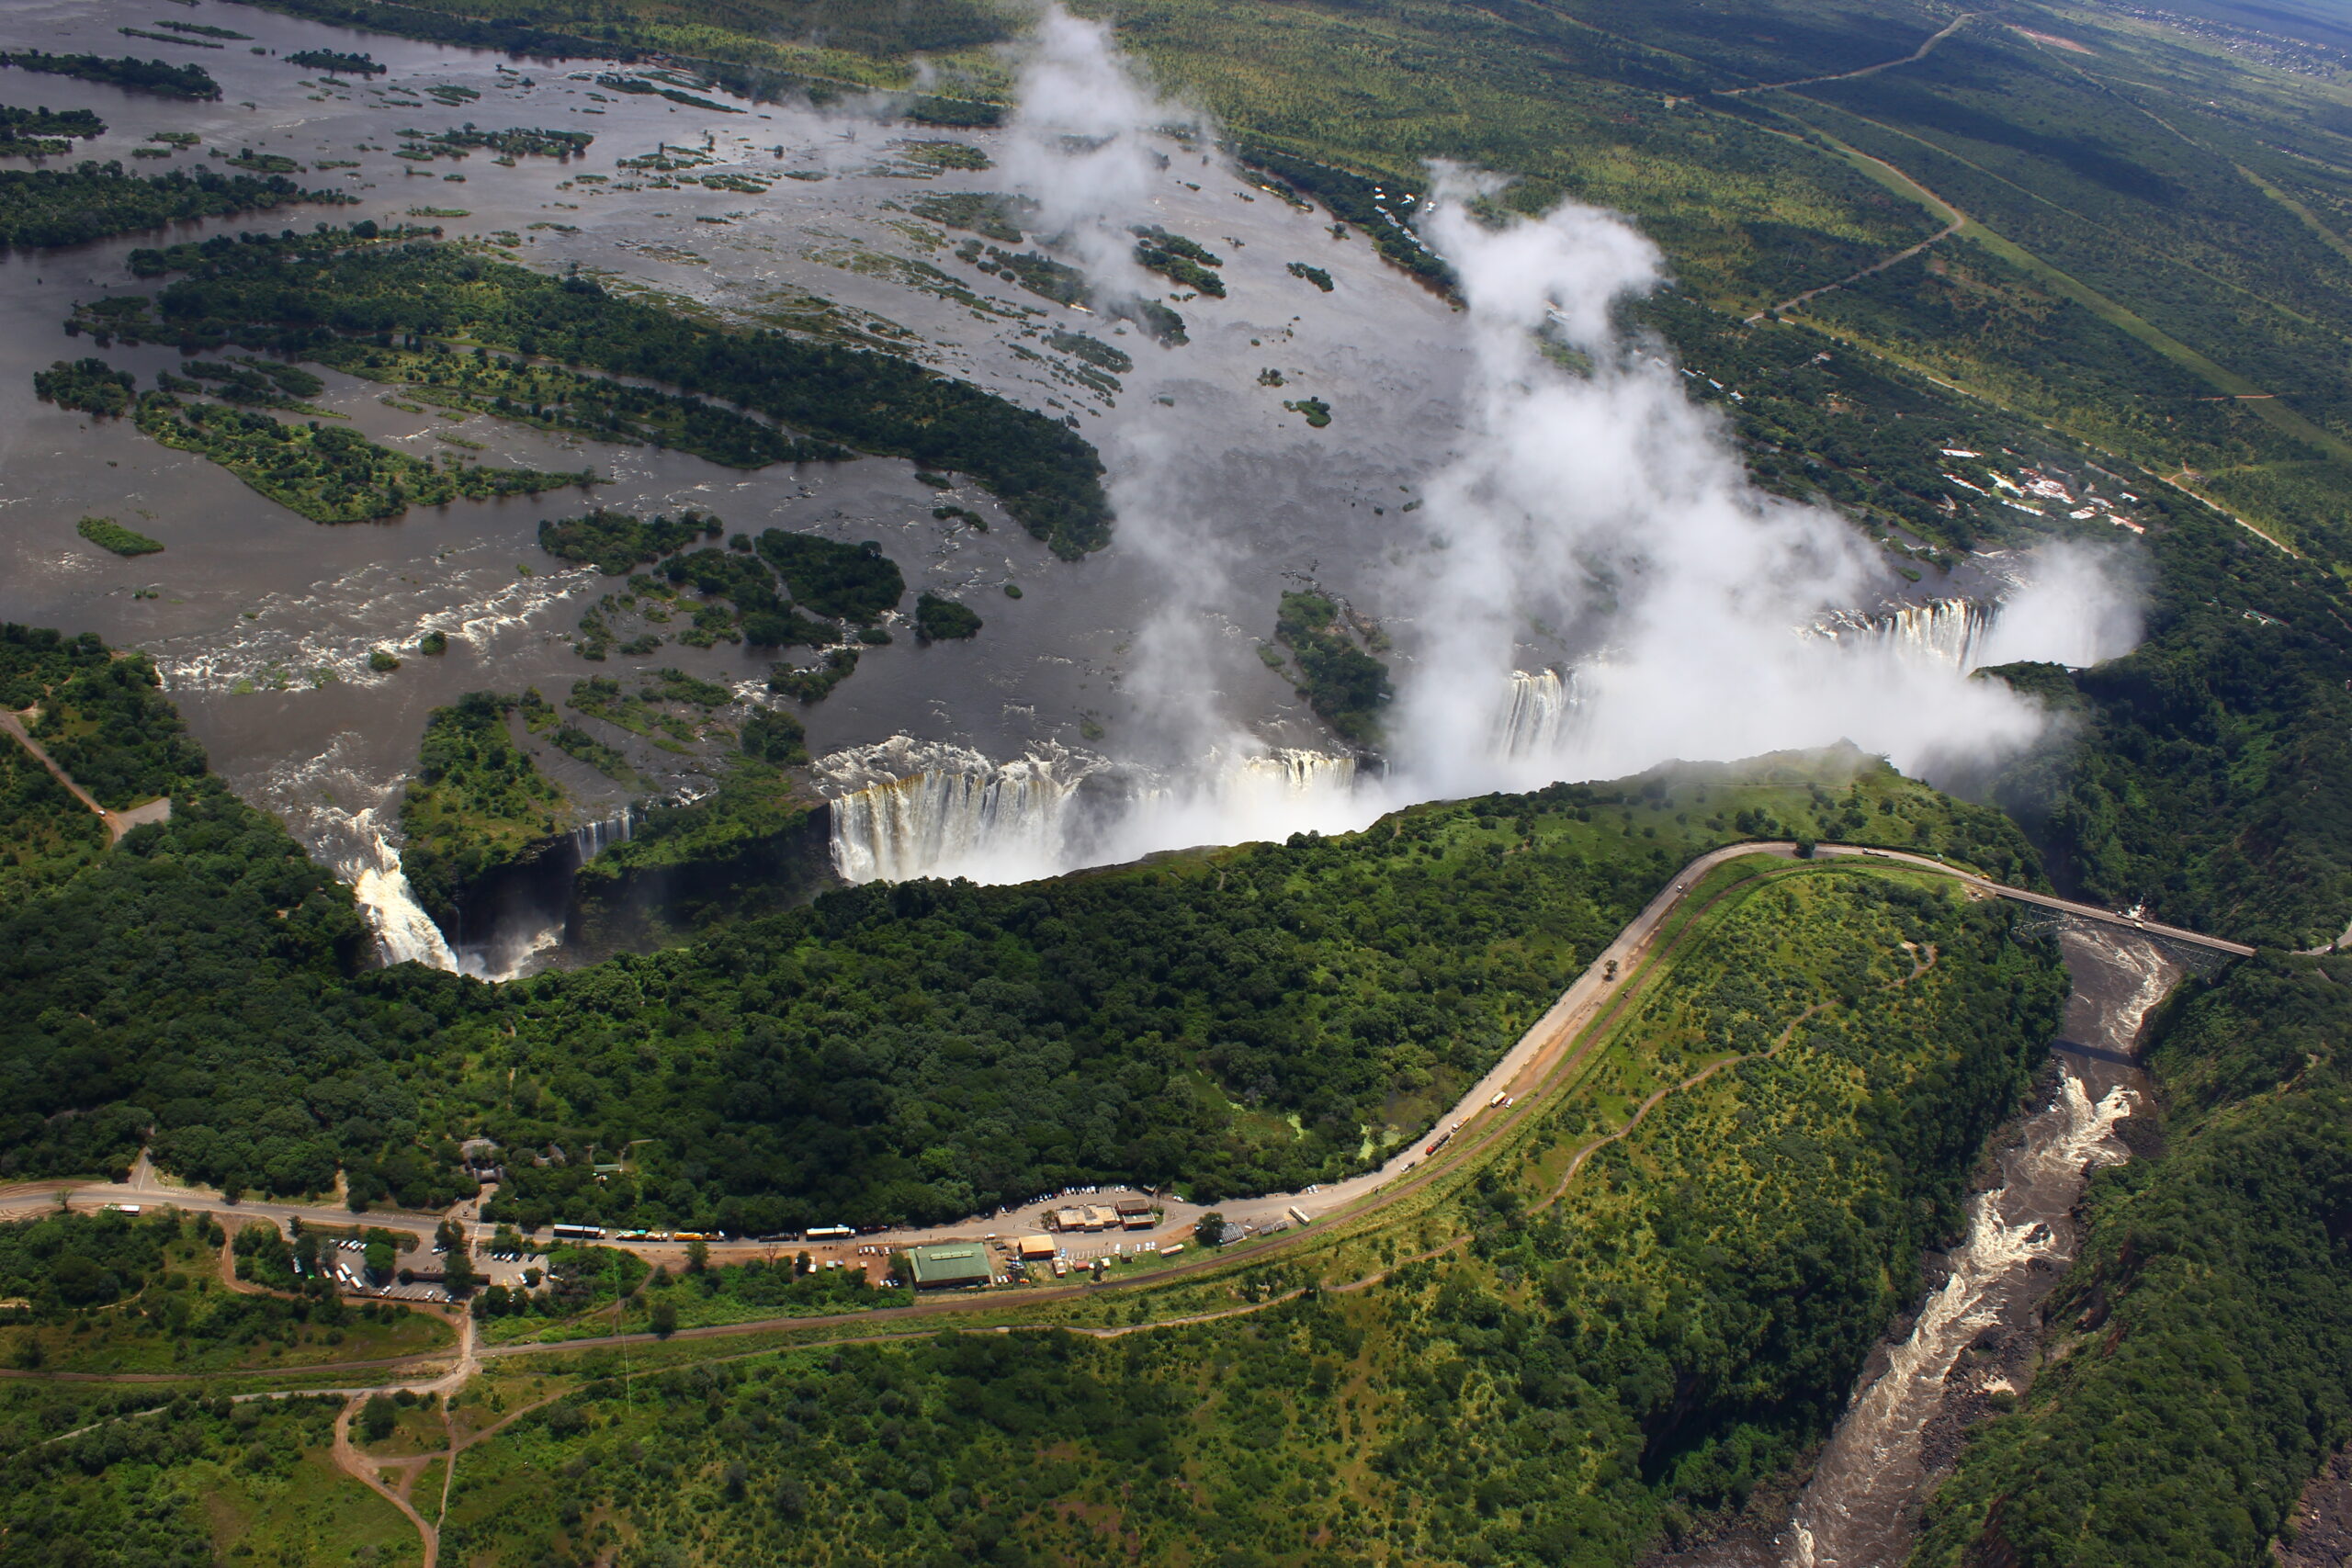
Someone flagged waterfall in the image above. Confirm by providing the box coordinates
[1809,598,1998,671]
[1232,748,1360,798]
[1495,669,1577,759]
[822,738,1097,886]
[348,835,458,971]
[450,807,639,982]
[571,807,636,862]
[818,737,1366,886]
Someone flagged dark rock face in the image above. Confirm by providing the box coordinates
[2278,1448,2352,1568]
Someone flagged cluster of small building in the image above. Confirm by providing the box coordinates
[1048,1197,1155,1233]
[899,1198,1171,1290]
[1938,448,2147,535]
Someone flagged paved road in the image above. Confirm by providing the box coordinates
[1818,845,2256,957]
[2,840,2252,1296]
[1712,10,1980,97]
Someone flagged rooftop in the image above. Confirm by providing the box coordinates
[907,1242,991,1287]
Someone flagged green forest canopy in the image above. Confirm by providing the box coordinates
[0,621,2043,1233]
[7,853,2068,1568]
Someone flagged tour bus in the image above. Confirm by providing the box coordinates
[804,1224,854,1241]
[550,1223,605,1240]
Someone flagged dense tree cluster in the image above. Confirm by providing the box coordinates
[414,123,594,158]
[537,507,719,574]
[1,626,199,812]
[754,529,904,623]
[913,592,983,644]
[0,102,103,159]
[1988,510,2352,947]
[0,163,341,251]
[133,391,590,523]
[399,692,570,931]
[32,356,135,416]
[310,338,853,468]
[1273,590,1391,746]
[1238,145,1453,294]
[1132,225,1226,297]
[0,51,219,99]
[282,48,383,74]
[0,1393,342,1564]
[397,872,2061,1567]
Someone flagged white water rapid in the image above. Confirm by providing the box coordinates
[1497,669,1581,759]
[570,808,637,863]
[1788,1065,2135,1568]
[1779,924,2181,1568]
[823,739,1099,885]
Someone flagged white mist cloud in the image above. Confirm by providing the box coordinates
[1384,170,2119,797]
[821,16,2146,886]
[987,3,1283,779]
[1973,542,2145,670]
[996,4,1189,291]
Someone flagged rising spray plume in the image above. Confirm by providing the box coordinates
[1385,167,2141,795]
[996,6,1189,289]
[838,3,1379,882]
[828,22,2143,887]
[993,2,1261,767]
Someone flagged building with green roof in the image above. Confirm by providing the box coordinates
[906,1242,991,1289]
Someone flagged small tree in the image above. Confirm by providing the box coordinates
[1193,1212,1227,1246]
[359,1394,396,1443]
[649,1297,678,1338]
[684,1238,709,1275]
[435,1220,479,1298]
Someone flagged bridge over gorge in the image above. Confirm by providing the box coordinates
[1824,844,2256,958]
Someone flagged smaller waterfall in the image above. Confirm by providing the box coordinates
[1232,748,1360,797]
[1090,746,1364,865]
[1495,669,1578,759]
[818,738,1367,886]
[452,807,639,982]
[348,835,458,971]
[1809,598,1999,671]
[571,807,637,862]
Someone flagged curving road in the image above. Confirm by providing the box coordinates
[0,840,2253,1334]
[1,836,2260,1568]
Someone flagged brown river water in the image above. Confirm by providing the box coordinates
[0,14,2221,1542]
[0,0,1469,887]
[1664,921,2187,1568]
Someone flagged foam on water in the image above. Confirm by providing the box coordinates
[1787,1061,2139,1568]
[150,558,595,695]
[1807,598,1999,671]
[349,831,459,970]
